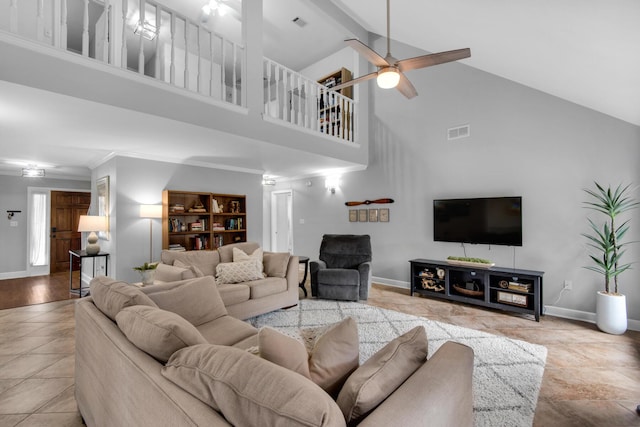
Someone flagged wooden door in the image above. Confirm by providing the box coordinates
[50,191,91,273]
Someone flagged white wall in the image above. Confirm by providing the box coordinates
[267,38,640,322]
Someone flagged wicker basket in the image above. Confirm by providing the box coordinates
[453,284,484,297]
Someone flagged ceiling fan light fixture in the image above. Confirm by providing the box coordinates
[377,67,400,89]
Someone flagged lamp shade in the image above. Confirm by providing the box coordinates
[377,67,400,89]
[139,204,162,218]
[78,215,107,232]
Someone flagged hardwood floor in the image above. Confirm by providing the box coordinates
[0,276,638,426]
[0,272,78,310]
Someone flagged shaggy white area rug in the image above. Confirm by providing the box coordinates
[248,299,547,427]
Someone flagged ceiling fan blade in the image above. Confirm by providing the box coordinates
[397,48,471,72]
[345,39,389,68]
[395,73,418,99]
[330,72,377,92]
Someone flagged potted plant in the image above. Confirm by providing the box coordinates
[133,262,158,286]
[582,182,638,334]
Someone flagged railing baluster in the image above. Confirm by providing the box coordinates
[82,0,89,56]
[154,7,161,78]
[266,62,272,117]
[209,31,215,97]
[138,0,145,74]
[170,13,175,85]
[221,39,226,100]
[184,19,189,89]
[232,43,237,105]
[121,0,128,68]
[102,0,110,63]
[196,26,201,93]
[36,0,44,42]
[60,0,68,49]
[9,0,17,34]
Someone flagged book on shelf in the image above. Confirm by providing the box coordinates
[168,244,186,251]
[507,282,532,292]
[170,204,185,213]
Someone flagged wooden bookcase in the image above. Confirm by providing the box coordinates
[162,190,247,251]
[317,67,352,137]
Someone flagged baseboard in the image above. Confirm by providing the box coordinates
[544,305,640,332]
[0,271,28,280]
[372,277,410,289]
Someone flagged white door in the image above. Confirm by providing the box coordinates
[271,190,293,253]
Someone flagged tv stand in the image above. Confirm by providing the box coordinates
[409,259,544,321]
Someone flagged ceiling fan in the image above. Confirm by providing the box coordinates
[331,0,471,99]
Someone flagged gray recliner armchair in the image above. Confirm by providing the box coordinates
[310,234,372,301]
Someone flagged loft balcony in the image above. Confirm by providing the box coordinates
[0,0,368,177]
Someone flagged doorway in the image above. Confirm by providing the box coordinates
[270,190,293,253]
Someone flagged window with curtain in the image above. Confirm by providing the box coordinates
[30,192,48,266]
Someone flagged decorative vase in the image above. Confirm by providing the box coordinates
[140,270,155,286]
[596,291,627,334]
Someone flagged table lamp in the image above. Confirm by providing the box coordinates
[140,204,162,262]
[77,215,107,255]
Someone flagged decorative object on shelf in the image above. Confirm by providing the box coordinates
[77,215,108,255]
[437,268,445,279]
[446,256,495,269]
[230,200,240,213]
[379,208,390,222]
[358,209,368,222]
[499,280,509,289]
[96,176,110,240]
[582,182,638,334]
[345,198,394,206]
[421,278,443,292]
[497,291,528,306]
[133,262,158,286]
[349,210,358,222]
[188,201,207,213]
[368,209,378,222]
[452,283,484,297]
[140,204,162,263]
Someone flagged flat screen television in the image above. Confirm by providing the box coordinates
[433,197,523,246]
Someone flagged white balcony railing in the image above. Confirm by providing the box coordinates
[2,0,244,106]
[263,58,356,143]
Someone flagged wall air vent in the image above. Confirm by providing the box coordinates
[292,17,307,28]
[447,124,470,141]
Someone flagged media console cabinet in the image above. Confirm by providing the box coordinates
[409,259,544,321]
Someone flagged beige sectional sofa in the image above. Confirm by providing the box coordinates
[158,242,299,319]
[76,274,475,427]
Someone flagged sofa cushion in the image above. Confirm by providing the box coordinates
[217,284,251,306]
[218,242,260,263]
[162,344,346,427]
[318,268,360,286]
[115,305,207,363]
[263,252,291,278]
[174,259,205,277]
[216,260,263,284]
[246,277,287,299]
[196,315,257,346]
[232,247,264,274]
[89,276,158,321]
[144,277,227,326]
[154,262,196,282]
[336,326,428,424]
[160,250,220,277]
[258,317,359,397]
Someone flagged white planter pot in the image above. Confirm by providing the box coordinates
[140,270,156,286]
[596,291,627,335]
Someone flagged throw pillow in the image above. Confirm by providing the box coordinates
[154,262,195,282]
[233,247,264,274]
[144,276,227,326]
[263,252,291,278]
[258,317,359,397]
[216,259,263,284]
[174,259,205,278]
[162,344,346,427]
[116,305,207,363]
[336,326,428,424]
[89,276,158,321]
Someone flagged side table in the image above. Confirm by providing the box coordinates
[297,256,310,297]
[69,250,109,296]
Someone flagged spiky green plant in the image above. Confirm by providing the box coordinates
[582,183,638,294]
[133,262,158,272]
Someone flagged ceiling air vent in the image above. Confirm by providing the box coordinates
[447,124,470,141]
[292,17,307,28]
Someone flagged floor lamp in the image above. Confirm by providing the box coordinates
[139,205,163,263]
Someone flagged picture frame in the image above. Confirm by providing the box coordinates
[379,208,390,222]
[349,209,358,222]
[96,176,110,240]
[368,208,378,222]
[358,209,368,222]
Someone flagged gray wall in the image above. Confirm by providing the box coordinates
[0,175,90,276]
[267,38,640,321]
[93,157,263,284]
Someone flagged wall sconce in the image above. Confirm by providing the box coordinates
[22,167,45,177]
[262,176,276,186]
[325,176,341,194]
[7,210,21,220]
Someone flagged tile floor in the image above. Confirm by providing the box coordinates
[0,283,638,426]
